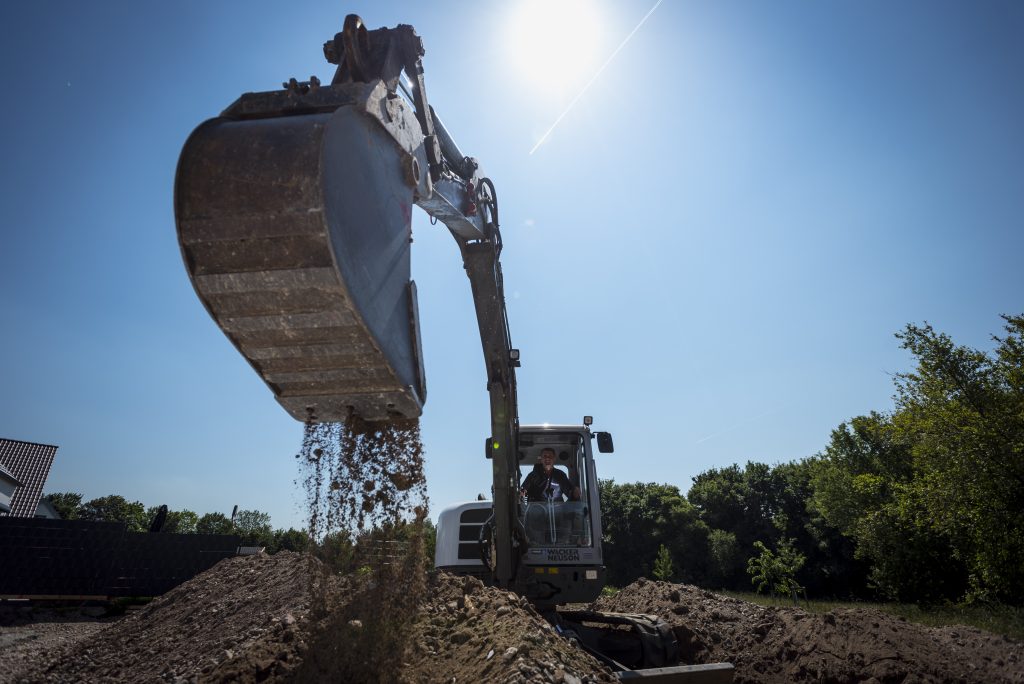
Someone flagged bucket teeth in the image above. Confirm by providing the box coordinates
[175,87,426,423]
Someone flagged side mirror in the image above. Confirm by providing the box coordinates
[595,432,614,453]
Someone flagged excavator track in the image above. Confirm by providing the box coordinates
[556,610,734,683]
[174,82,427,423]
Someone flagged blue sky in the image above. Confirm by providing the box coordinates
[2,1,1022,530]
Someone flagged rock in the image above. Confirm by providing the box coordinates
[449,630,472,645]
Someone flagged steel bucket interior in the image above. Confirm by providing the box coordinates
[174,103,426,423]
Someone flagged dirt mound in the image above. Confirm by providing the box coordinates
[7,553,613,683]
[9,551,311,683]
[8,558,1023,683]
[593,578,1024,684]
[0,606,111,677]
[404,572,615,684]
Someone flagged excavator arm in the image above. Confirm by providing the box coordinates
[174,14,523,587]
[176,16,735,681]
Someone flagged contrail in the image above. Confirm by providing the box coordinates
[529,0,664,155]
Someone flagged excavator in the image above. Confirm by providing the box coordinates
[174,14,732,683]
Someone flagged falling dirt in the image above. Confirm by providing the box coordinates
[295,416,430,682]
[298,417,427,541]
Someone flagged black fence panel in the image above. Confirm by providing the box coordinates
[0,518,239,598]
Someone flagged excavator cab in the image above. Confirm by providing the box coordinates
[518,436,593,548]
[516,426,605,606]
[435,425,607,607]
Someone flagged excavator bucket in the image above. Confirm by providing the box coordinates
[174,81,428,423]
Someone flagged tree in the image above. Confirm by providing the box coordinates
[599,480,709,586]
[810,413,967,602]
[234,509,274,548]
[705,529,743,588]
[689,462,796,555]
[78,495,148,532]
[747,538,805,598]
[44,492,82,520]
[890,316,1024,601]
[196,512,234,535]
[689,461,818,591]
[652,544,675,581]
[167,509,199,534]
[273,527,310,553]
[145,507,199,534]
[688,465,746,535]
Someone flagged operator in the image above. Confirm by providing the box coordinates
[521,448,580,502]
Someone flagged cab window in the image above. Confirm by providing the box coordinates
[518,436,592,548]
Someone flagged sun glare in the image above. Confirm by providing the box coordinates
[502,0,605,97]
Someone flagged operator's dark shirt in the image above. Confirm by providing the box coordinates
[522,468,576,502]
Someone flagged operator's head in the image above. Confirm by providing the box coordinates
[540,448,556,471]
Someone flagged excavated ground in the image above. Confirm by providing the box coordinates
[594,578,1024,684]
[3,555,1022,683]
[2,552,615,684]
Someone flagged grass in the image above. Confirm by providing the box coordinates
[719,590,1024,642]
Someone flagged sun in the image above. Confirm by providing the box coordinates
[501,0,606,97]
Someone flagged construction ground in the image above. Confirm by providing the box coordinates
[1,551,1021,684]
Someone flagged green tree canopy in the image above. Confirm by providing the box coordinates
[652,544,675,581]
[599,480,709,586]
[747,538,805,597]
[145,506,199,534]
[809,412,967,602]
[234,509,275,547]
[78,495,148,532]
[196,512,234,535]
[890,316,1024,600]
[272,527,310,553]
[44,492,82,520]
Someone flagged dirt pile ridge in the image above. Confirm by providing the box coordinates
[8,551,311,684]
[7,558,1023,683]
[5,553,613,683]
[594,578,1024,684]
[404,572,615,684]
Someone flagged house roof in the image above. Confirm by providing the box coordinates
[0,460,23,486]
[0,438,59,518]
